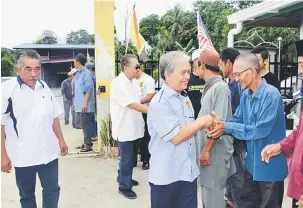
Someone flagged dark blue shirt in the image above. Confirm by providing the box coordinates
[225,80,288,182]
[61,79,73,101]
[228,80,242,114]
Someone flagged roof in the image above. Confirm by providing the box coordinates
[228,0,303,27]
[13,43,95,49]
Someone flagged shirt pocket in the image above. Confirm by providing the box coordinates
[37,95,53,118]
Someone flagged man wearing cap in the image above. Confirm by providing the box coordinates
[187,49,205,119]
[261,39,303,208]
[195,48,235,208]
[61,70,74,125]
[208,52,287,208]
[74,53,95,152]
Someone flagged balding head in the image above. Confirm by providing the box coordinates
[234,52,261,73]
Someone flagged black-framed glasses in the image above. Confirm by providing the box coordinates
[233,67,252,79]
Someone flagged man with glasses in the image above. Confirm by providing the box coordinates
[110,54,147,199]
[208,52,287,208]
[1,49,68,208]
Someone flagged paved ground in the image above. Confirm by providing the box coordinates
[1,96,294,208]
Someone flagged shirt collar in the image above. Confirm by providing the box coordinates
[205,75,222,85]
[78,67,86,73]
[17,75,44,89]
[249,79,267,99]
[119,72,131,83]
[162,82,187,97]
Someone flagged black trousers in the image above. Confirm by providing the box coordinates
[140,113,151,163]
[293,198,298,208]
[239,169,284,208]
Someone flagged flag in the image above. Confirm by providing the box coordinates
[129,4,146,57]
[87,49,91,63]
[197,11,214,50]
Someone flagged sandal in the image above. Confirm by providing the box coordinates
[75,144,85,149]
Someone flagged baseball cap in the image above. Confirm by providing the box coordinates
[68,68,77,76]
[85,62,94,69]
[199,48,220,72]
[192,49,202,61]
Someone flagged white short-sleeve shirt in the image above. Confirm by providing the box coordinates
[1,77,63,167]
[133,73,155,107]
[110,73,144,142]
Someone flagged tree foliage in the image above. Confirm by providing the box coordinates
[35,30,58,44]
[1,48,16,77]
[66,29,93,45]
[139,14,162,48]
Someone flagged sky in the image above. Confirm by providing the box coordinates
[1,0,195,49]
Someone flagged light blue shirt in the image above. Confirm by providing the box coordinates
[225,79,288,182]
[147,83,200,185]
[74,67,95,113]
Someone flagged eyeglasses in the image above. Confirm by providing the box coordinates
[233,67,252,79]
[126,65,141,70]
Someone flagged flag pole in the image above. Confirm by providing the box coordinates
[197,11,201,49]
[125,3,136,55]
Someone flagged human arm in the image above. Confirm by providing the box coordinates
[1,125,11,173]
[82,73,93,112]
[140,76,156,104]
[209,93,281,141]
[53,118,68,156]
[148,101,214,146]
[61,81,67,101]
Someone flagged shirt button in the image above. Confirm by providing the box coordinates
[190,143,191,145]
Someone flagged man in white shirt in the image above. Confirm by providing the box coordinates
[110,54,148,199]
[133,69,155,170]
[1,49,68,208]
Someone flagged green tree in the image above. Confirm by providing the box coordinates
[162,4,185,39]
[66,29,93,45]
[35,30,58,44]
[175,39,196,55]
[1,48,16,77]
[139,14,162,48]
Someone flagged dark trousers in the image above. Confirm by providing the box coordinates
[117,140,139,190]
[80,112,95,146]
[140,113,151,163]
[293,199,298,208]
[15,159,60,208]
[239,169,284,208]
[150,179,197,208]
[63,100,73,123]
[88,112,97,137]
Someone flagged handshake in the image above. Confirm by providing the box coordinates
[199,111,226,139]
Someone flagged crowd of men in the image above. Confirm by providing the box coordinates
[1,39,303,208]
[111,40,303,208]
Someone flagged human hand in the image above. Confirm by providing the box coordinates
[1,153,12,173]
[200,150,210,167]
[207,111,221,131]
[206,121,225,139]
[59,140,69,156]
[261,144,282,163]
[82,102,88,113]
[297,195,303,208]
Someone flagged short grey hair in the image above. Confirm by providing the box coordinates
[16,49,41,68]
[159,51,190,80]
[235,52,261,73]
[121,54,137,71]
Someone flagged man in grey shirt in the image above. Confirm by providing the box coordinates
[195,48,235,208]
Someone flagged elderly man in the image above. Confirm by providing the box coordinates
[195,48,235,208]
[251,46,280,90]
[74,53,95,152]
[110,54,147,199]
[261,39,303,208]
[219,48,244,208]
[208,52,288,208]
[187,49,205,119]
[147,51,216,208]
[1,49,68,208]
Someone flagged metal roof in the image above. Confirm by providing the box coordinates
[13,43,95,49]
[228,0,303,27]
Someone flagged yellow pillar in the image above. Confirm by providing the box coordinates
[94,0,115,152]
